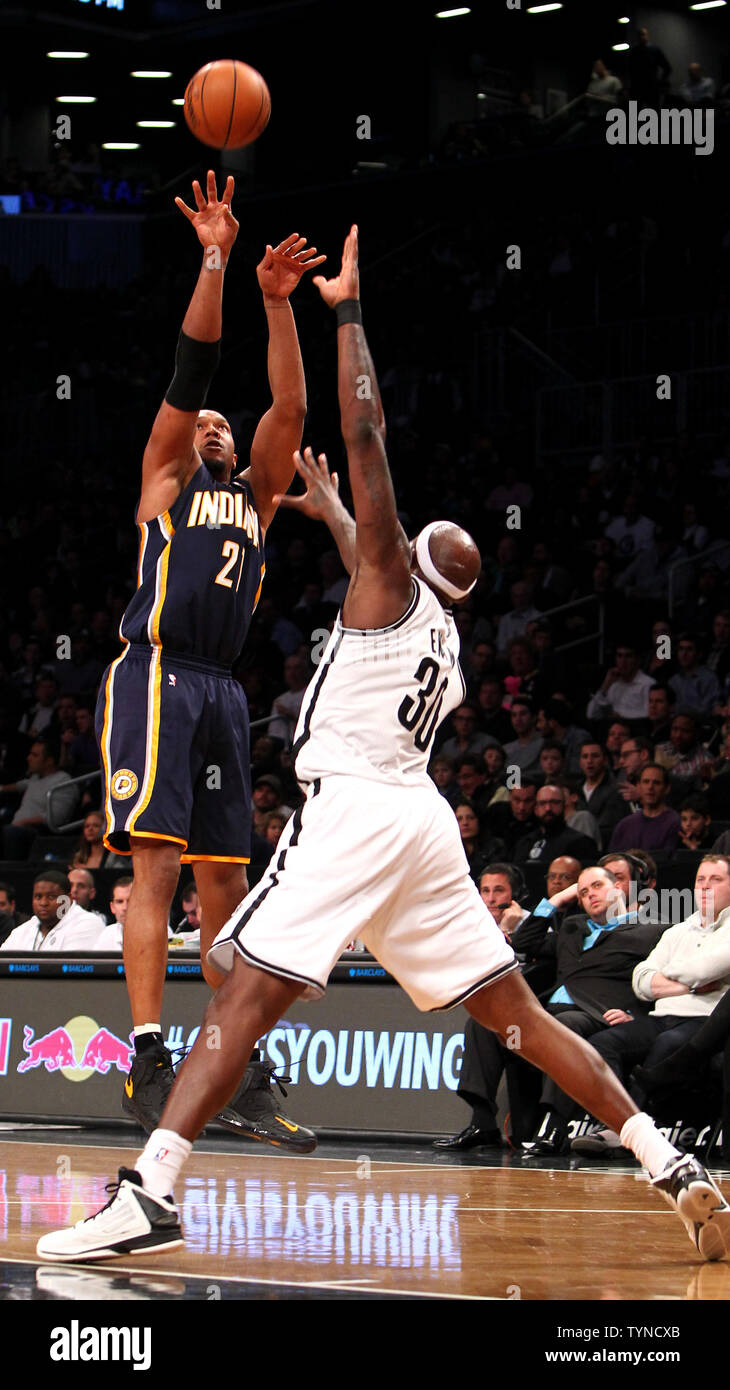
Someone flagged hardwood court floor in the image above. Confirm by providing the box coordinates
[1,1133,729,1300]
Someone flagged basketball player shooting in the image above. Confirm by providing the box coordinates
[39,226,730,1264]
[95,170,323,1152]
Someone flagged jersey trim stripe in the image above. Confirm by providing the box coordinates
[291,634,343,765]
[252,560,265,612]
[99,643,130,845]
[180,853,250,864]
[125,648,163,835]
[432,957,520,1011]
[147,511,174,648]
[338,578,419,635]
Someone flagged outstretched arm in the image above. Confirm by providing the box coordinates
[312,226,411,627]
[274,447,356,574]
[241,235,326,533]
[139,171,238,525]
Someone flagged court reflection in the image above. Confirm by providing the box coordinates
[181,1175,462,1269]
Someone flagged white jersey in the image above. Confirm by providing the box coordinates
[293,577,465,787]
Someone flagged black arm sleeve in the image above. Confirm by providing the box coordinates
[164,331,221,412]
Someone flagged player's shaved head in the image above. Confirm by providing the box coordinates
[412,522,481,605]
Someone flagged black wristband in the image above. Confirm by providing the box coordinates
[335,299,362,327]
[164,330,221,412]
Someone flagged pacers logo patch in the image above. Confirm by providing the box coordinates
[111,769,138,800]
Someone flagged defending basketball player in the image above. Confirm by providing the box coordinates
[39,226,730,1264]
[95,170,323,1151]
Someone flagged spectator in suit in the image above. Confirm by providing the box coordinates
[1,869,103,951]
[520,865,665,1154]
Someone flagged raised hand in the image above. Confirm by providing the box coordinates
[273,447,341,521]
[257,234,326,301]
[174,170,239,258]
[312,224,359,307]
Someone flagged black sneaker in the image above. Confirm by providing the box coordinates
[122,1042,176,1133]
[37,1167,183,1262]
[652,1154,730,1261]
[214,1060,317,1153]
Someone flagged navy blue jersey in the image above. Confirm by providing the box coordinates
[120,464,264,668]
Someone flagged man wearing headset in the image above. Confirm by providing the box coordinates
[434,857,581,1151]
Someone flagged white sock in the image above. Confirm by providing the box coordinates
[620,1112,682,1178]
[134,1023,162,1037]
[135,1128,192,1199]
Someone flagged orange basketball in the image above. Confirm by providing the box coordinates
[184,59,271,150]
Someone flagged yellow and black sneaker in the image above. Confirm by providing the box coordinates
[121,1042,176,1133]
[214,1061,317,1154]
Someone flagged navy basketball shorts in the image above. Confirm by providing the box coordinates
[95,643,252,863]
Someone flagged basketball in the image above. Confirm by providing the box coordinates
[184,59,271,150]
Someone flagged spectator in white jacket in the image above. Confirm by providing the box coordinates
[1,869,104,952]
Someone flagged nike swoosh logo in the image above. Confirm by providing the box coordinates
[275,1117,299,1133]
[124,1078,134,1098]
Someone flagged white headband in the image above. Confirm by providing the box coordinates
[415,522,477,602]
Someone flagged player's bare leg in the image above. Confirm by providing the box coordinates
[468,970,730,1260]
[125,837,182,1023]
[162,955,302,1138]
[467,970,638,1135]
[193,858,248,991]
[121,837,187,1133]
[190,862,318,1151]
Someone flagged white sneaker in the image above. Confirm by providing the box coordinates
[36,1168,183,1263]
[652,1154,730,1262]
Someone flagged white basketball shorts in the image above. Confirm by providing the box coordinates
[208,775,519,1012]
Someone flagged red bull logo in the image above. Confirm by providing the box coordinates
[16,1016,134,1081]
[17,1026,75,1074]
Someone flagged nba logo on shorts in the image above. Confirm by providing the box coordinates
[169,674,177,687]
